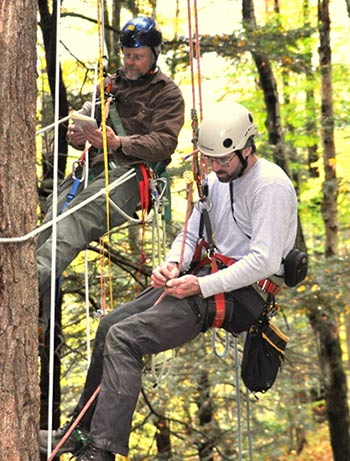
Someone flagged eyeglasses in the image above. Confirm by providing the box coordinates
[122,52,148,63]
[202,153,236,166]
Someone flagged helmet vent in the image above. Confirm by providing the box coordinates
[223,138,233,148]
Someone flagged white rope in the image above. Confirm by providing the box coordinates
[46,1,62,456]
[233,334,243,461]
[36,115,70,135]
[151,349,176,387]
[83,61,99,366]
[150,178,167,267]
[242,330,254,461]
[212,328,230,358]
[0,169,136,244]
[108,176,167,225]
[245,386,254,461]
[108,198,154,224]
[149,178,175,384]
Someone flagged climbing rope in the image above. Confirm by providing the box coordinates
[45,2,62,456]
[35,3,255,459]
[148,0,207,387]
[234,335,243,461]
[96,0,114,315]
[0,170,138,244]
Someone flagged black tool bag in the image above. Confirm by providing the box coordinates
[241,316,288,393]
[283,248,308,287]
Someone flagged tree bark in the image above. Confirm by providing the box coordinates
[309,308,350,461]
[310,3,350,461]
[242,0,290,177]
[196,370,214,461]
[303,0,320,178]
[0,1,39,460]
[38,0,69,184]
[318,0,338,257]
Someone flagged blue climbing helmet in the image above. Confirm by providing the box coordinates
[119,16,162,49]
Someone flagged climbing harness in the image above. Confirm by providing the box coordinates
[189,203,282,328]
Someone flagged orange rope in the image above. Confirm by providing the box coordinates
[47,385,101,461]
[49,5,207,443]
[193,0,203,121]
[153,2,204,305]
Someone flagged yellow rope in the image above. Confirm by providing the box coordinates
[97,0,113,312]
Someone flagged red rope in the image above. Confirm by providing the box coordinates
[193,0,203,121]
[47,385,101,460]
[47,7,207,450]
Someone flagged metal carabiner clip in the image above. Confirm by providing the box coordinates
[195,197,212,213]
[72,160,85,182]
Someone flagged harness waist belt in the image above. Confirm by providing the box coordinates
[192,251,282,296]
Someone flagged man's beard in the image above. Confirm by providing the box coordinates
[124,67,143,80]
[216,169,241,182]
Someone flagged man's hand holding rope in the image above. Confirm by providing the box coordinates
[151,262,202,299]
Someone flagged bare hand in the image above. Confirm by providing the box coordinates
[67,124,121,150]
[82,125,121,150]
[67,123,87,146]
[151,262,179,289]
[163,274,202,299]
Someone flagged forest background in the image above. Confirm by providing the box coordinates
[1,0,350,460]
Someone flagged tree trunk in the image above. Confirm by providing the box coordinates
[38,0,69,184]
[242,0,307,253]
[309,308,350,461]
[196,370,214,461]
[303,0,320,178]
[242,0,290,177]
[318,0,338,257]
[155,416,172,459]
[311,3,350,461]
[0,1,39,460]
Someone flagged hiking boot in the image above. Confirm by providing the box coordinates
[39,421,88,455]
[76,443,115,461]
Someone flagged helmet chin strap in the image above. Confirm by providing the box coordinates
[235,150,248,177]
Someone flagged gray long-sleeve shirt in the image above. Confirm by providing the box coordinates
[166,158,298,298]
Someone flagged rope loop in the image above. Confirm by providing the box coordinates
[212,328,230,358]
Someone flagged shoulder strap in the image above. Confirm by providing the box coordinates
[229,181,251,240]
[199,208,215,249]
[108,100,127,136]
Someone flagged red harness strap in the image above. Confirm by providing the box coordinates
[257,278,280,296]
[137,163,150,213]
[210,256,226,328]
[191,240,282,327]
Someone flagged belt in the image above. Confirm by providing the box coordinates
[257,278,281,296]
[191,241,282,297]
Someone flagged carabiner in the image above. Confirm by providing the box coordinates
[72,161,85,182]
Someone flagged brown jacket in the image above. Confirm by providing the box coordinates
[86,68,185,166]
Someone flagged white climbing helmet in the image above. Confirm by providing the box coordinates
[198,102,257,157]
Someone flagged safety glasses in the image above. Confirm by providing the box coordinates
[122,52,148,63]
[202,152,237,166]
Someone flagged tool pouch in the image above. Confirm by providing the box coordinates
[241,318,288,393]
